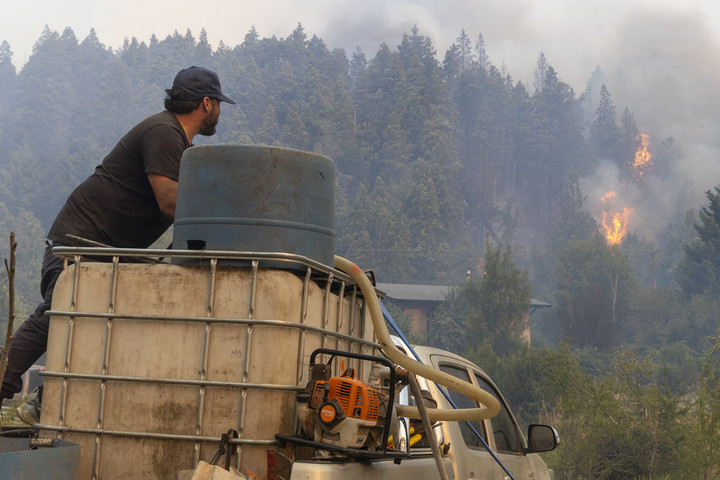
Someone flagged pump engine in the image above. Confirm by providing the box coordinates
[295,349,404,451]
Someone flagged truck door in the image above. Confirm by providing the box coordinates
[432,356,535,480]
[471,372,537,480]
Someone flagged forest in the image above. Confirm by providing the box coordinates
[1,23,720,478]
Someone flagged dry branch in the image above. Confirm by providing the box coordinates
[0,233,17,391]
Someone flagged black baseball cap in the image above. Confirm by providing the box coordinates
[172,66,236,104]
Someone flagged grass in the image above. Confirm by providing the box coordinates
[1,397,27,427]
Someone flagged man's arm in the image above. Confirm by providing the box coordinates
[147,173,178,219]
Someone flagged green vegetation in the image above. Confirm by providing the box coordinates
[679,187,720,298]
[466,338,720,479]
[433,241,530,356]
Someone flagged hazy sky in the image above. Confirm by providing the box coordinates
[3,0,720,236]
[2,0,718,88]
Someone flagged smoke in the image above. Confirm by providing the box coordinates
[607,9,720,188]
[318,0,720,227]
[575,7,720,243]
[580,157,695,244]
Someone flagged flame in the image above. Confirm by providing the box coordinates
[601,191,633,245]
[602,208,633,245]
[601,191,617,203]
[632,133,652,178]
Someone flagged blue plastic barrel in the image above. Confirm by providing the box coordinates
[172,144,335,267]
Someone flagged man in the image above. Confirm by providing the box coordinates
[0,66,235,424]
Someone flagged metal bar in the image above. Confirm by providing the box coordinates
[92,255,120,480]
[51,247,352,281]
[335,280,345,355]
[195,258,217,465]
[295,267,312,385]
[237,259,259,470]
[35,424,279,445]
[39,371,305,391]
[63,234,161,263]
[44,311,380,349]
[363,292,375,356]
[408,372,450,480]
[349,286,357,354]
[321,273,332,351]
[58,255,82,429]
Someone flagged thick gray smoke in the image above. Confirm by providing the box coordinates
[319,1,720,244]
[579,8,720,242]
[321,2,720,234]
[607,9,720,190]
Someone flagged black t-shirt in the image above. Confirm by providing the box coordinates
[48,111,190,248]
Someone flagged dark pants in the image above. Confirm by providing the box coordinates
[1,244,65,400]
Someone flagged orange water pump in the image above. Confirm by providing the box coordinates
[295,350,399,451]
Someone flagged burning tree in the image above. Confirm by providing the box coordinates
[632,133,653,180]
[600,191,633,246]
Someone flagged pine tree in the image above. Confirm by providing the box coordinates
[349,47,367,89]
[256,104,281,146]
[456,29,473,71]
[0,41,17,112]
[280,100,310,150]
[533,52,548,94]
[549,174,598,250]
[475,33,489,71]
[518,64,589,231]
[404,159,450,283]
[618,108,642,180]
[242,26,260,46]
[339,184,377,269]
[678,187,720,298]
[430,241,530,355]
[590,84,621,162]
[469,241,531,355]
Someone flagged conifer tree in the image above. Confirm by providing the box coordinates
[404,159,450,283]
[0,40,17,112]
[678,186,720,298]
[468,241,531,355]
[590,84,621,162]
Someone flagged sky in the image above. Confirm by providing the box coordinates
[3,0,720,239]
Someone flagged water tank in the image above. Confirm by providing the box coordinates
[172,144,335,266]
[41,260,375,479]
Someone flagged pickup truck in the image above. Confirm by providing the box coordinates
[34,247,558,480]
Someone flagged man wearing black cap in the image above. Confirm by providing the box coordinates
[1,66,235,423]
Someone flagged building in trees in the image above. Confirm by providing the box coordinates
[378,282,550,349]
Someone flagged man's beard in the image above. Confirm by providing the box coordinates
[198,116,218,136]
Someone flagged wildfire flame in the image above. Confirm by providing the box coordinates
[601,191,633,245]
[632,133,652,178]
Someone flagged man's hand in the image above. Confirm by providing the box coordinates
[147,173,178,219]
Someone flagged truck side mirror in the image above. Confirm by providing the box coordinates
[525,424,559,453]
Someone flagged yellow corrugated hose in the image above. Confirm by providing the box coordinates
[334,255,500,421]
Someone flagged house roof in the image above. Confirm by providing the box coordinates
[376,282,551,308]
[376,283,451,302]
